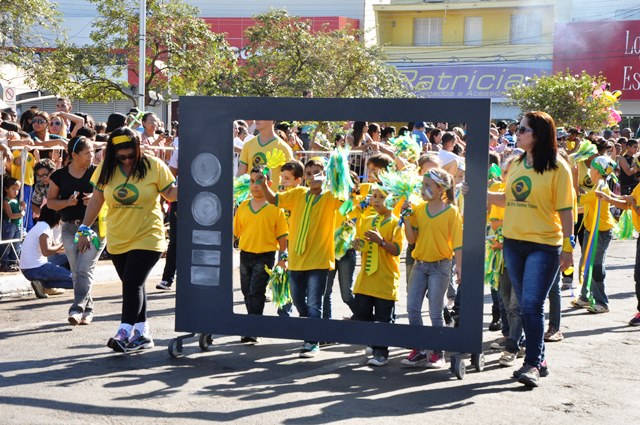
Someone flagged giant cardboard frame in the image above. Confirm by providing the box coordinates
[176,97,490,354]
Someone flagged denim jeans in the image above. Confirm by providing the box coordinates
[21,260,74,289]
[503,238,560,368]
[289,269,329,320]
[635,237,640,313]
[547,268,561,330]
[407,259,451,330]
[61,222,106,315]
[239,250,275,315]
[1,221,21,265]
[579,229,613,307]
[405,243,415,289]
[323,249,356,319]
[353,293,395,358]
[499,268,524,354]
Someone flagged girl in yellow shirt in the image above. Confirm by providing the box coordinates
[401,168,463,369]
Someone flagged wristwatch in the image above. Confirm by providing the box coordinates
[380,240,386,247]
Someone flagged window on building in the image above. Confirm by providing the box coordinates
[413,18,442,46]
[510,13,542,44]
[464,17,483,46]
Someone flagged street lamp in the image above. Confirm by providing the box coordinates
[139,0,146,109]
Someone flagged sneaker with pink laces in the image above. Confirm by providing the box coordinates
[401,349,428,366]
[425,352,446,369]
[629,312,640,326]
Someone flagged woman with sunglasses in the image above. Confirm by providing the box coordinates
[488,111,574,388]
[28,111,67,161]
[47,136,104,325]
[77,127,177,353]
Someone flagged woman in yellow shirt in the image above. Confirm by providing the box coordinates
[78,127,177,353]
[488,111,574,388]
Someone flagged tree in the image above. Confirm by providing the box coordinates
[506,70,622,131]
[0,0,61,70]
[234,10,413,98]
[29,0,238,107]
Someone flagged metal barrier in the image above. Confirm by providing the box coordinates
[1,144,177,267]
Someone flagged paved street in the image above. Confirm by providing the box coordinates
[1,240,639,424]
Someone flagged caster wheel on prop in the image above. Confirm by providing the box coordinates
[199,333,213,351]
[471,353,485,372]
[450,355,466,380]
[168,338,183,358]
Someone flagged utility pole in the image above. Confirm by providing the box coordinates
[138,0,146,109]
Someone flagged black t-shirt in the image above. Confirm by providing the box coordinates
[619,155,639,188]
[50,164,97,222]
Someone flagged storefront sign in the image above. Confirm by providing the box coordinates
[553,20,640,100]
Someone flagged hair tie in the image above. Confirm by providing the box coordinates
[72,138,81,153]
[112,135,132,145]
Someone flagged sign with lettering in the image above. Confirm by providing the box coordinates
[553,20,640,100]
[398,62,552,100]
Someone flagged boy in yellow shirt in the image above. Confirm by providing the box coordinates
[625,184,640,325]
[260,158,342,358]
[352,186,404,366]
[234,165,288,343]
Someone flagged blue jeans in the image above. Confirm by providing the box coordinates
[579,229,613,307]
[407,259,451,329]
[547,268,561,330]
[290,269,328,345]
[503,238,560,368]
[323,249,356,319]
[21,260,74,289]
[1,221,21,265]
[499,268,524,353]
[289,269,328,320]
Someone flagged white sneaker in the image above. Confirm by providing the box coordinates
[68,313,82,326]
[367,355,388,367]
[498,351,517,367]
[425,352,446,369]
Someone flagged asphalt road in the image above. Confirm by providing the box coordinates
[1,240,639,424]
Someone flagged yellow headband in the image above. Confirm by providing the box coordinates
[112,135,132,145]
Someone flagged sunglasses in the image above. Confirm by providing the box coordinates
[32,119,48,125]
[517,126,533,134]
[116,152,136,161]
[50,121,62,126]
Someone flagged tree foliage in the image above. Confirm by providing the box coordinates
[236,10,413,98]
[506,70,622,131]
[0,0,62,70]
[30,0,238,106]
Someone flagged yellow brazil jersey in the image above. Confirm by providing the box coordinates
[353,214,405,301]
[631,184,640,232]
[234,199,288,253]
[91,155,175,255]
[503,158,573,246]
[239,134,293,186]
[410,201,463,262]
[580,182,616,232]
[11,150,35,186]
[275,186,342,271]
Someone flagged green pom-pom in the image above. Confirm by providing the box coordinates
[234,174,251,206]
